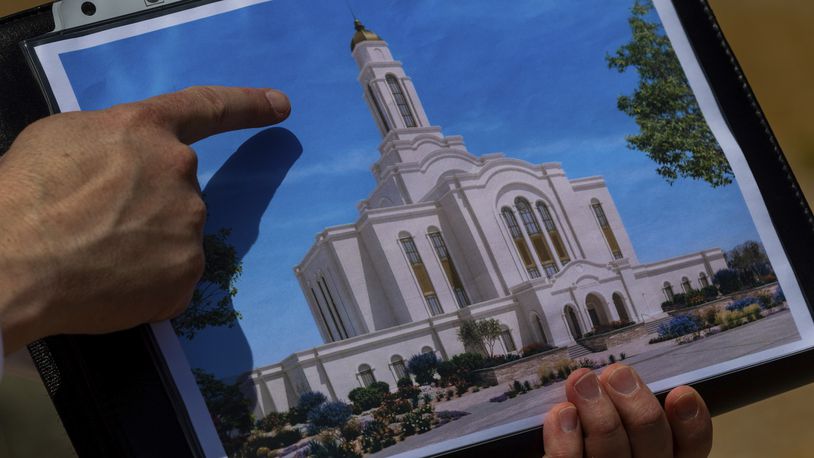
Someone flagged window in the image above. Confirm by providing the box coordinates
[500,327,516,353]
[663,282,675,302]
[390,355,407,381]
[421,346,434,354]
[502,207,541,278]
[516,198,558,278]
[368,84,390,133]
[591,200,623,259]
[386,74,417,127]
[681,277,692,293]
[699,272,709,288]
[358,364,376,387]
[533,313,548,344]
[428,231,470,307]
[310,287,335,342]
[400,236,443,316]
[318,277,348,339]
[536,202,570,264]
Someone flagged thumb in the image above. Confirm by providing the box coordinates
[133,86,291,145]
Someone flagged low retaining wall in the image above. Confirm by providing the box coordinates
[472,347,569,386]
[669,283,780,319]
[577,323,647,352]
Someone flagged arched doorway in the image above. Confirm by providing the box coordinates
[585,293,610,328]
[612,292,630,322]
[564,305,582,339]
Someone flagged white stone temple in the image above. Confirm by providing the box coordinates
[247,20,727,416]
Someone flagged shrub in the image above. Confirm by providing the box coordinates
[308,437,361,458]
[727,296,758,312]
[307,401,352,434]
[608,354,616,364]
[402,405,434,436]
[397,377,414,389]
[657,315,700,338]
[369,381,390,395]
[512,380,524,393]
[407,353,439,386]
[296,391,327,418]
[397,383,421,406]
[340,419,362,442]
[348,387,383,413]
[523,381,532,391]
[620,352,627,360]
[455,384,468,397]
[701,285,719,300]
[702,307,718,328]
[446,389,454,400]
[360,420,395,454]
[520,342,555,358]
[774,287,786,305]
[714,268,743,295]
[267,428,302,449]
[255,411,288,432]
[373,397,412,424]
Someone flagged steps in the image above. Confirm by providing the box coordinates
[567,344,593,359]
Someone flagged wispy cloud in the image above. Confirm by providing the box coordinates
[284,148,374,184]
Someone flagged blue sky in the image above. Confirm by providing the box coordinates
[59,0,760,378]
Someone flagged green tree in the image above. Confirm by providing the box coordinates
[172,228,242,339]
[607,0,732,187]
[477,319,504,358]
[456,318,505,358]
[726,240,772,280]
[456,319,484,354]
[193,368,253,454]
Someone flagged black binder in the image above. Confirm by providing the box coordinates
[2,2,814,457]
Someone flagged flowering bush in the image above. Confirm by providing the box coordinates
[372,397,412,424]
[726,296,758,312]
[657,315,700,338]
[307,401,353,434]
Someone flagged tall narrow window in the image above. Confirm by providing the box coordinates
[358,364,376,387]
[428,231,469,307]
[400,236,443,316]
[663,282,675,302]
[311,287,336,342]
[390,355,407,381]
[681,277,692,293]
[318,277,348,339]
[516,198,558,278]
[502,207,541,278]
[536,202,570,264]
[500,326,517,353]
[368,85,390,133]
[386,74,417,127]
[699,272,709,288]
[591,200,623,259]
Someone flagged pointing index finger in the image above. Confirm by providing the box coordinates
[136,86,291,145]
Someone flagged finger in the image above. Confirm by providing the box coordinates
[565,368,631,458]
[664,386,713,458]
[543,402,583,458]
[138,86,291,144]
[599,364,672,458]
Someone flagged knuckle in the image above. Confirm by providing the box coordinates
[189,196,207,225]
[186,86,227,124]
[631,403,665,430]
[587,414,624,439]
[172,145,199,177]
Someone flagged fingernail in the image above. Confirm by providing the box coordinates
[558,406,578,432]
[574,372,601,400]
[608,366,639,395]
[675,392,699,421]
[265,90,290,117]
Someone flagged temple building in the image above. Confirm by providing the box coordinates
[247,20,727,416]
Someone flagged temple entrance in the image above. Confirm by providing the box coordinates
[612,292,630,322]
[564,305,582,339]
[585,293,610,328]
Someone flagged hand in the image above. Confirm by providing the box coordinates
[543,364,712,458]
[0,86,291,355]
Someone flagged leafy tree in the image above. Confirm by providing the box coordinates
[477,319,504,358]
[456,319,485,354]
[193,368,253,454]
[713,268,743,295]
[726,240,772,281]
[173,228,242,339]
[456,318,506,358]
[607,0,732,187]
[406,352,439,385]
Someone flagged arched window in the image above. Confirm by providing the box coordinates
[421,346,434,355]
[591,199,623,259]
[663,281,675,302]
[516,197,558,278]
[386,74,417,128]
[500,326,517,353]
[564,305,582,338]
[698,272,709,288]
[501,207,541,278]
[428,230,470,307]
[367,84,390,134]
[536,201,570,264]
[358,364,376,387]
[400,235,443,316]
[390,355,407,381]
[533,313,548,344]
[681,277,692,293]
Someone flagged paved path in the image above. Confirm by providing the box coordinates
[370,310,798,457]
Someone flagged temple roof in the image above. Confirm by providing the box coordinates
[351,19,382,51]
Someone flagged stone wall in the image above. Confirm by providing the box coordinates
[577,323,648,352]
[472,347,569,386]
